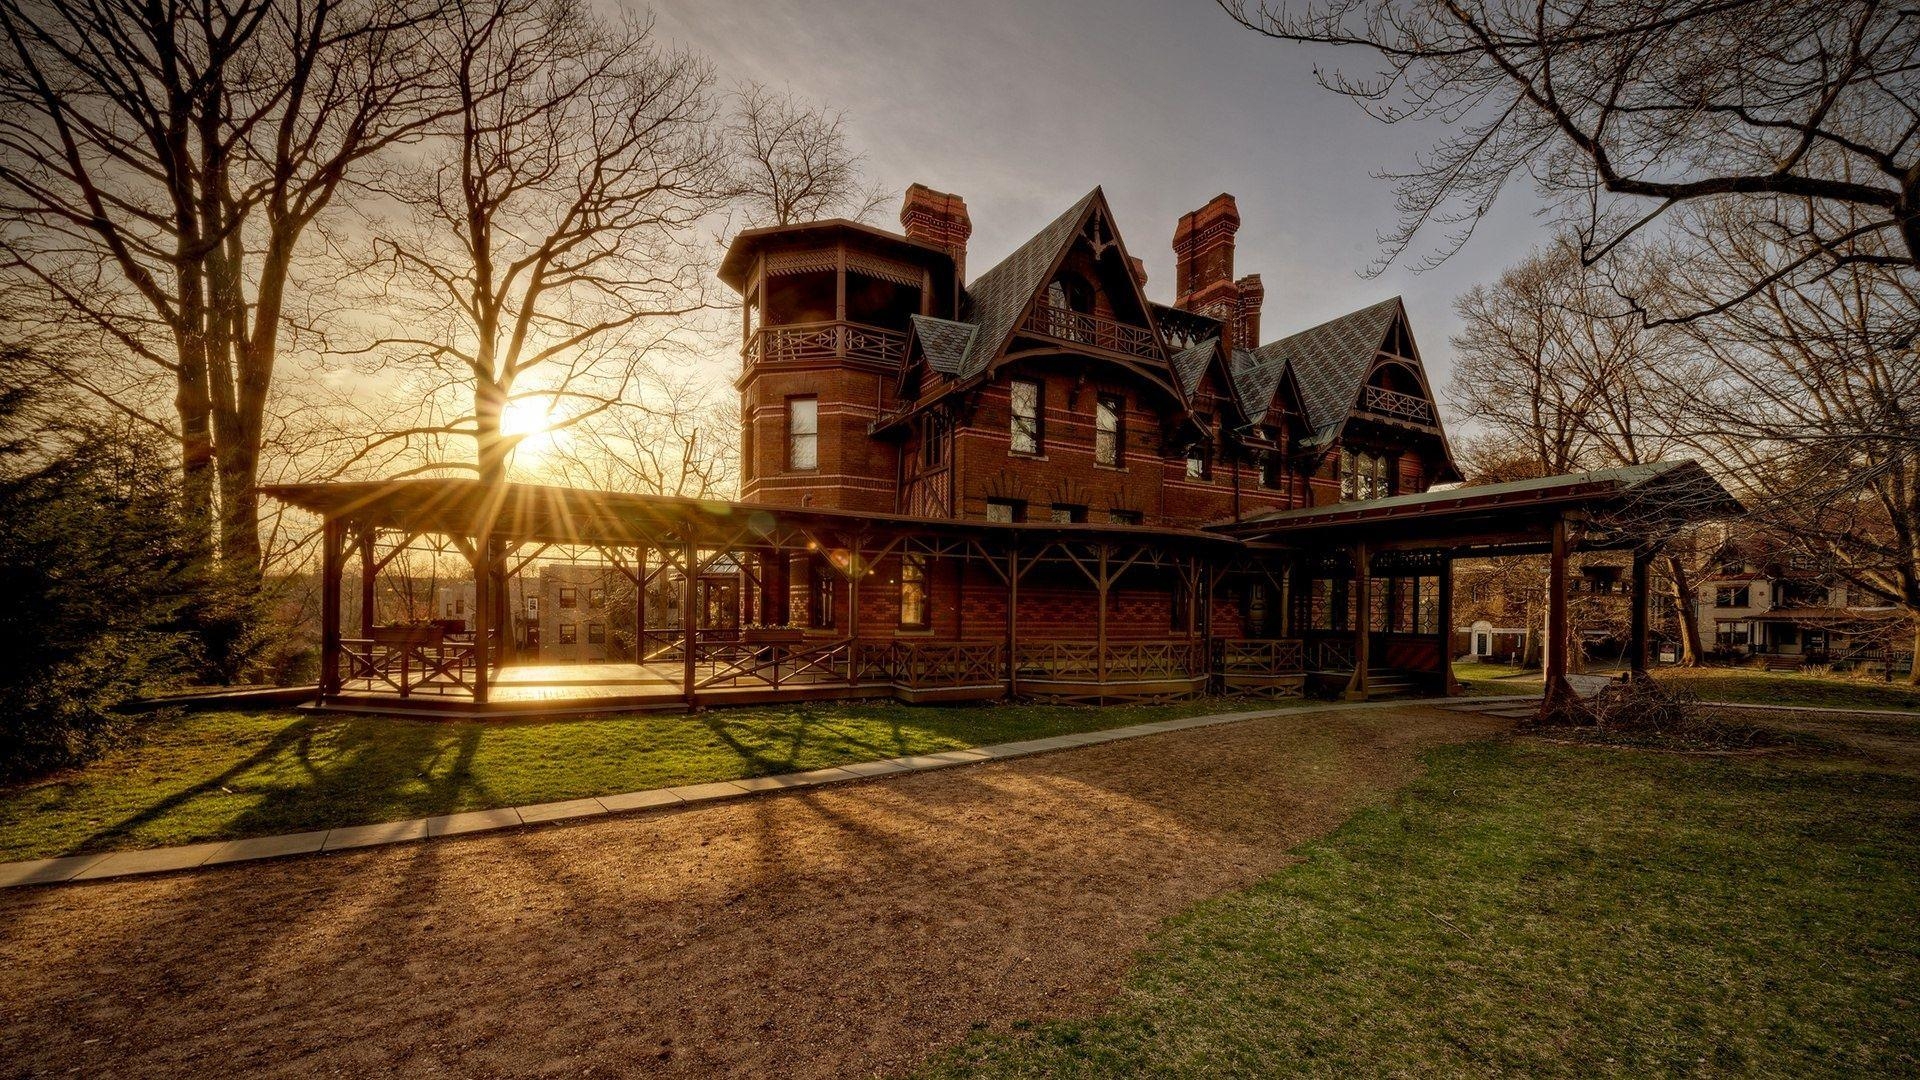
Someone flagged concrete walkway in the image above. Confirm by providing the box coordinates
[0,695,1545,890]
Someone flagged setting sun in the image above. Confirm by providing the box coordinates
[502,397,562,460]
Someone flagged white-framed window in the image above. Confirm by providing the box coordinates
[787,396,818,470]
[1186,443,1210,480]
[1095,394,1123,466]
[1010,379,1042,454]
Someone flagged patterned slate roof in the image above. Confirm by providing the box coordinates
[1171,338,1218,398]
[953,188,1104,379]
[1234,462,1698,526]
[909,315,977,375]
[1268,296,1404,445]
[1228,344,1286,425]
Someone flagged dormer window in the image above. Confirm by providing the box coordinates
[1186,443,1211,481]
[1340,447,1391,500]
[1095,394,1124,466]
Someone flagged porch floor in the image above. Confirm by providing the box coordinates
[324,659,893,716]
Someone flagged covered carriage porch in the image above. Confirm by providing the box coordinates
[1231,462,1740,713]
[265,479,1294,715]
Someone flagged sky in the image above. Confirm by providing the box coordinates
[651,0,1554,402]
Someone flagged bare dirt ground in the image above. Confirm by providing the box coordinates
[0,706,1503,1079]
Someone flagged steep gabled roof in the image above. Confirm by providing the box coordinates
[1171,338,1219,398]
[908,315,977,375]
[952,188,1104,379]
[1229,345,1286,426]
[1271,296,1403,444]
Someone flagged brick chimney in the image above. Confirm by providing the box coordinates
[1233,273,1264,350]
[1127,254,1148,288]
[1173,193,1243,346]
[900,183,972,282]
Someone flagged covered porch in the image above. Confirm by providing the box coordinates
[265,478,1294,715]
[1232,463,1740,713]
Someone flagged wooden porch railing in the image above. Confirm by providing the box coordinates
[745,321,909,368]
[1307,637,1357,672]
[858,641,1004,688]
[1021,302,1161,361]
[1014,641,1206,680]
[339,626,489,697]
[695,636,852,690]
[1214,638,1305,677]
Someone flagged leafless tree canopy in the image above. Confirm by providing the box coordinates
[0,0,444,569]
[1218,0,1919,314]
[344,0,731,487]
[727,82,889,229]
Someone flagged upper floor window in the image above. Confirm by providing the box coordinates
[1049,504,1085,524]
[588,587,605,608]
[559,586,577,609]
[586,622,606,644]
[1260,450,1283,490]
[899,554,928,629]
[787,396,818,470]
[1715,585,1750,608]
[1340,448,1391,500]
[1186,443,1211,480]
[985,498,1024,523]
[1108,509,1141,525]
[921,412,948,467]
[1010,379,1043,454]
[1095,394,1124,467]
[558,622,578,644]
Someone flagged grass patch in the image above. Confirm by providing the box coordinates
[0,695,1283,861]
[1451,661,1920,712]
[927,726,1920,1077]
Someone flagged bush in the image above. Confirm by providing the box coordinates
[0,359,199,780]
[1534,675,1789,751]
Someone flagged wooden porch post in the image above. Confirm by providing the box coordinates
[682,536,698,706]
[846,538,862,682]
[1629,548,1652,675]
[1439,555,1460,695]
[494,542,513,664]
[472,531,492,706]
[1006,540,1019,696]
[1096,543,1110,688]
[357,524,376,635]
[320,517,346,697]
[1345,543,1371,700]
[1543,514,1573,714]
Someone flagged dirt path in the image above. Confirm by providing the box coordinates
[0,706,1503,1079]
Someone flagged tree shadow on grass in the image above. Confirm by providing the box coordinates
[72,716,496,856]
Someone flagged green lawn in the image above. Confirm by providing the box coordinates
[0,696,1282,862]
[1451,660,1920,712]
[926,721,1920,1077]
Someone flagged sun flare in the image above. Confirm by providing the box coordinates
[502,397,562,461]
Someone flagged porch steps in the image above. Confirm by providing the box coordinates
[1763,658,1804,673]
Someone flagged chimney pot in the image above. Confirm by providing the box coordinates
[1173,193,1244,346]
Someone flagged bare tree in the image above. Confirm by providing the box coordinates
[546,368,737,498]
[0,0,443,570]
[1657,201,1920,679]
[1448,236,1712,663]
[1217,0,1919,317]
[727,82,888,229]
[348,0,730,488]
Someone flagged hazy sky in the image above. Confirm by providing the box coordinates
[652,0,1553,400]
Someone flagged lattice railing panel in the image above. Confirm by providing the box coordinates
[1362,385,1435,424]
[1215,638,1305,676]
[746,322,910,368]
[1021,303,1161,361]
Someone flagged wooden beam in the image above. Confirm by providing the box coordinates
[1439,555,1460,695]
[682,535,698,706]
[1629,548,1652,674]
[472,530,492,706]
[320,517,346,697]
[1006,540,1019,695]
[358,523,376,636]
[1542,514,1573,715]
[1345,542,1371,701]
[1096,543,1109,687]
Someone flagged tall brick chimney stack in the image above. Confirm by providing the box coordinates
[1173,193,1244,348]
[1234,273,1264,351]
[900,184,973,283]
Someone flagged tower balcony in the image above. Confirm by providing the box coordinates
[744,320,910,371]
[1020,301,1162,361]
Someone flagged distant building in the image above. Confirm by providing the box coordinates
[1698,551,1902,667]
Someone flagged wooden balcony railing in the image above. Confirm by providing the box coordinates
[1021,302,1162,361]
[1362,385,1436,425]
[746,320,909,369]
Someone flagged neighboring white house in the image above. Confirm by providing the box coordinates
[1697,560,1902,666]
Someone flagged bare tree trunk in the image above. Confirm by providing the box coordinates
[1666,554,1703,666]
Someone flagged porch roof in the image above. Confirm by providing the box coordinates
[261,478,1237,551]
[1224,461,1741,554]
